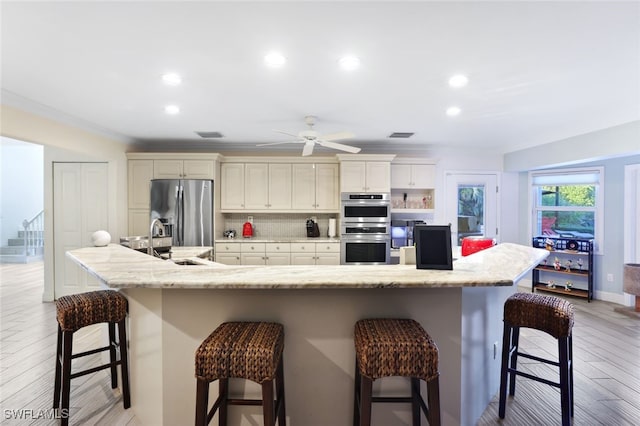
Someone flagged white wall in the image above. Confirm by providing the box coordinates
[0,137,43,244]
[0,104,129,300]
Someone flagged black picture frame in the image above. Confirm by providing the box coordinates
[415,225,453,270]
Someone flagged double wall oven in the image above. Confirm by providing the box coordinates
[340,193,391,265]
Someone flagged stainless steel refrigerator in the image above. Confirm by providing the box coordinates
[150,179,213,247]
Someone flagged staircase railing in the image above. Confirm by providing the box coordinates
[22,210,44,257]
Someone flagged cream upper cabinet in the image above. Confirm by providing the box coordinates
[153,159,214,179]
[267,164,292,210]
[128,160,153,209]
[340,161,390,193]
[221,163,245,209]
[391,164,435,188]
[292,163,339,211]
[243,163,292,210]
[244,164,269,209]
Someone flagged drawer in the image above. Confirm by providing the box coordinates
[316,242,340,253]
[217,243,241,252]
[241,243,266,253]
[290,242,315,252]
[265,243,290,254]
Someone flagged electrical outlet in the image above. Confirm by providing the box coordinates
[493,341,498,359]
[248,216,253,224]
[607,273,614,282]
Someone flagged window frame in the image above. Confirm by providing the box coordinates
[529,166,604,254]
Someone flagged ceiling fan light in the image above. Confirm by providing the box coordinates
[264,52,286,67]
[339,55,360,71]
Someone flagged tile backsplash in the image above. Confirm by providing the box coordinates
[222,213,338,239]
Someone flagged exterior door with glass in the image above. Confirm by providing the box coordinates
[445,173,499,248]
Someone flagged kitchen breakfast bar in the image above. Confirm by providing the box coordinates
[66,243,548,426]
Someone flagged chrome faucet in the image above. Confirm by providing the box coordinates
[148,218,166,256]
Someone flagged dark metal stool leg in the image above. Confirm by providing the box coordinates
[275,357,286,426]
[411,377,421,426]
[108,322,118,388]
[426,376,441,426]
[218,378,228,426]
[508,327,520,396]
[359,375,373,426]
[498,322,511,419]
[353,362,361,426]
[195,378,209,426]
[60,331,73,426]
[569,335,574,417]
[262,379,275,426]
[559,337,571,426]
[53,324,63,409]
[117,319,131,408]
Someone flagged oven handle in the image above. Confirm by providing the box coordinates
[340,235,391,242]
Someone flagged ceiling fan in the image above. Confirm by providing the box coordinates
[257,115,361,156]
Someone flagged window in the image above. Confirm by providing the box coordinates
[530,167,604,253]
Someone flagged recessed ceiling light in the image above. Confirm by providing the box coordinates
[446,106,461,116]
[164,105,180,115]
[448,74,468,88]
[264,52,286,67]
[339,56,360,71]
[162,73,182,85]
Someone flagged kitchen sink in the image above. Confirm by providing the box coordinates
[120,235,172,251]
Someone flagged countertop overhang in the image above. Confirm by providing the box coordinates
[66,243,548,290]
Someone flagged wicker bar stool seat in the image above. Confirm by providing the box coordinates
[195,321,286,426]
[499,292,574,426]
[353,318,440,426]
[53,290,130,426]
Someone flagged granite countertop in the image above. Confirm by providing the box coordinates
[215,238,340,243]
[67,243,548,290]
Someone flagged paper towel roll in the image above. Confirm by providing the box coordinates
[328,218,336,238]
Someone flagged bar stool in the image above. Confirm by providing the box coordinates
[194,321,286,426]
[53,290,130,426]
[353,318,441,426]
[498,292,574,426]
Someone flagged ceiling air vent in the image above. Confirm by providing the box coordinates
[388,132,414,138]
[195,131,224,138]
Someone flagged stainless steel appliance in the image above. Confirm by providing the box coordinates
[391,219,426,248]
[150,179,214,247]
[340,193,391,223]
[340,193,391,265]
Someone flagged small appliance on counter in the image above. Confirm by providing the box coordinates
[391,219,426,248]
[306,218,320,238]
[223,229,236,239]
[242,221,254,238]
[461,236,495,256]
[327,218,337,238]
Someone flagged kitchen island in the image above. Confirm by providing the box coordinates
[67,243,547,426]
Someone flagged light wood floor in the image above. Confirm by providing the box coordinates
[1,262,639,425]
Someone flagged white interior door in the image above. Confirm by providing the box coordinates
[445,172,499,247]
[53,162,108,298]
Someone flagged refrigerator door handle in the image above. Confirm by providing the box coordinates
[177,184,184,246]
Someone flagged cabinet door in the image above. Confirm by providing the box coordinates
[366,162,391,192]
[268,164,292,209]
[291,164,316,210]
[315,164,339,210]
[215,253,241,265]
[290,253,316,265]
[244,164,269,209]
[241,253,266,265]
[153,160,183,179]
[412,165,435,188]
[183,160,214,179]
[266,253,290,265]
[221,163,245,209]
[390,164,412,188]
[128,209,150,236]
[315,253,340,265]
[340,162,367,192]
[128,160,153,209]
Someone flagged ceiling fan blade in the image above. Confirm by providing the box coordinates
[302,141,315,156]
[318,131,355,141]
[272,129,300,138]
[317,140,361,153]
[256,140,302,147]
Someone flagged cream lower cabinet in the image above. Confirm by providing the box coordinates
[215,242,241,265]
[240,242,290,265]
[265,243,291,265]
[291,242,340,265]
